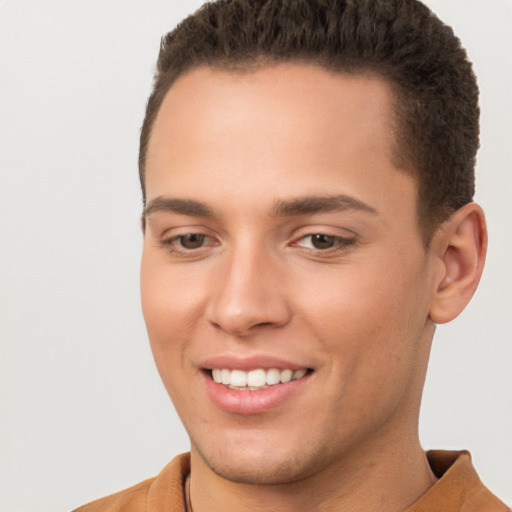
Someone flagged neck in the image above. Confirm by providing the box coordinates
[188,431,437,512]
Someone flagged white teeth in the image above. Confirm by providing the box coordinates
[247,369,266,387]
[292,369,307,380]
[220,368,230,385]
[230,369,247,387]
[211,367,309,390]
[280,369,293,383]
[266,368,281,385]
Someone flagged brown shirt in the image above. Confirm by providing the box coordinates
[73,450,510,511]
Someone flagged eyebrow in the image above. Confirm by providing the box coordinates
[143,194,378,220]
[270,195,378,217]
[144,197,214,218]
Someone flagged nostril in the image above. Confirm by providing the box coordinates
[254,322,273,328]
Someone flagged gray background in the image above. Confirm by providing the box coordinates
[1,1,510,510]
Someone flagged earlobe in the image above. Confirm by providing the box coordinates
[429,203,487,324]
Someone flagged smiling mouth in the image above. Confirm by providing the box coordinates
[207,368,313,391]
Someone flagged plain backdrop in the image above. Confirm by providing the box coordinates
[1,1,510,510]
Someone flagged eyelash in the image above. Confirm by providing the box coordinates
[291,233,356,254]
[160,233,217,255]
[160,232,356,257]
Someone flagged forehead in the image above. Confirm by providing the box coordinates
[144,64,416,224]
[147,64,398,172]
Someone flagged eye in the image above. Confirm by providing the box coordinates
[178,233,206,249]
[294,233,355,251]
[308,234,336,249]
[160,232,217,255]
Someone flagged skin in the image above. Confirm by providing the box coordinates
[140,64,486,512]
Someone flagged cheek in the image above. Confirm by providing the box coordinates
[141,248,205,337]
[140,251,203,389]
[296,256,430,369]
[297,263,430,431]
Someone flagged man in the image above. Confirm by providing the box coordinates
[75,0,509,510]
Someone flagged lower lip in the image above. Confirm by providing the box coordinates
[203,372,311,415]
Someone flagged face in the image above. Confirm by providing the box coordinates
[141,64,439,485]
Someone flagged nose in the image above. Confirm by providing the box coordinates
[206,243,292,337]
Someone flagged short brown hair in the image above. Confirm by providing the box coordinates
[139,0,479,241]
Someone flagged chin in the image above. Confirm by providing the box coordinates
[194,436,335,486]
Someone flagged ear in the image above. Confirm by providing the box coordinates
[429,203,487,324]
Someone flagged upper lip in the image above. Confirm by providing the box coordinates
[200,354,312,372]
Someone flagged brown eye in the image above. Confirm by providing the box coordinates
[179,234,206,249]
[293,232,356,254]
[310,234,335,249]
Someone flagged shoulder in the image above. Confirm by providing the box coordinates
[422,450,510,512]
[72,453,191,512]
[72,478,156,512]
